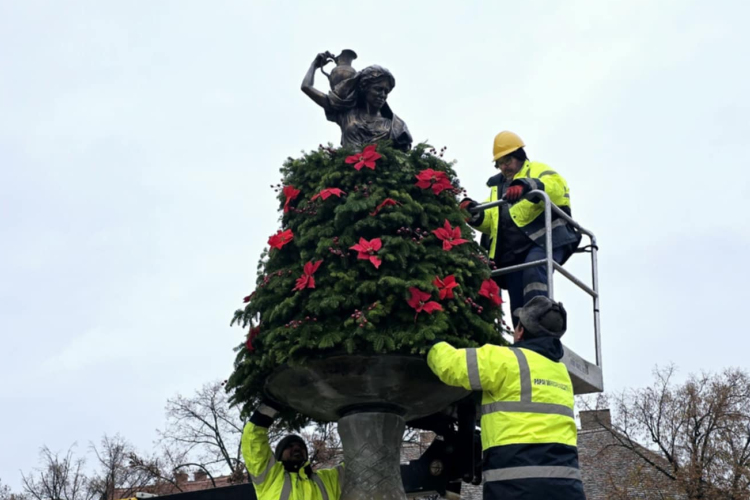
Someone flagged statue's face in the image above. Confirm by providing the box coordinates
[365,81,391,110]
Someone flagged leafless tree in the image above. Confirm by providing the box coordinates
[125,446,194,494]
[0,479,10,500]
[157,380,365,483]
[158,381,249,479]
[0,478,24,500]
[87,435,153,500]
[581,365,750,500]
[21,446,94,500]
[301,423,342,468]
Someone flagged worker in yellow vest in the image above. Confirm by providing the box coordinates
[427,296,585,499]
[462,131,580,323]
[242,399,343,500]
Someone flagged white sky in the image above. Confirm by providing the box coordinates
[2,0,749,489]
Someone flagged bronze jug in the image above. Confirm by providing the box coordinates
[321,49,358,89]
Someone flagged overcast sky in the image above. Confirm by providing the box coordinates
[2,0,749,490]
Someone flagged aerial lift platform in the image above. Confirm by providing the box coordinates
[475,189,603,395]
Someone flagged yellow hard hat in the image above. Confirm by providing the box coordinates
[492,131,525,162]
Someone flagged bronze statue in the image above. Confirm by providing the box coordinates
[301,50,412,151]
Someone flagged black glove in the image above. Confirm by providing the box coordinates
[250,397,283,427]
[262,397,283,411]
[459,198,483,226]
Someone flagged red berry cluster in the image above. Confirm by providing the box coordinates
[396,226,427,245]
[476,253,498,271]
[462,295,485,314]
[351,301,380,328]
[327,236,346,257]
[257,269,293,289]
[353,182,372,198]
[288,204,318,216]
[270,178,295,194]
[500,318,512,334]
[428,146,448,158]
[285,316,318,329]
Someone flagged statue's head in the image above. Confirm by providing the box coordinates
[357,65,396,111]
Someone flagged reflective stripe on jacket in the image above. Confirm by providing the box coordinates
[241,422,342,500]
[474,161,579,260]
[427,340,585,498]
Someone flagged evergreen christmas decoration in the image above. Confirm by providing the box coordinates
[227,142,507,421]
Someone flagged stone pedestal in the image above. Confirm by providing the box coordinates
[265,354,469,497]
[338,412,407,500]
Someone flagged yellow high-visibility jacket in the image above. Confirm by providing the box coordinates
[427,339,585,499]
[474,160,577,260]
[242,422,343,500]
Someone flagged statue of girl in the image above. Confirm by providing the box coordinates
[301,51,412,151]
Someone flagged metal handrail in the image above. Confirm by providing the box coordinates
[471,190,602,369]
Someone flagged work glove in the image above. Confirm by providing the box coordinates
[503,185,526,202]
[261,397,283,412]
[459,198,482,225]
[250,397,283,427]
[459,198,477,211]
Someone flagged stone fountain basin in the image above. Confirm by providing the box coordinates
[265,354,469,422]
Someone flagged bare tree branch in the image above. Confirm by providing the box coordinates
[158,381,249,479]
[21,446,94,500]
[580,365,750,500]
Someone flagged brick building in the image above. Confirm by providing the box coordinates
[114,471,239,500]
[578,409,685,499]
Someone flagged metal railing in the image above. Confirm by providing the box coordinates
[471,190,602,370]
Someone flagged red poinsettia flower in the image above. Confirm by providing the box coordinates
[407,287,443,320]
[433,275,459,300]
[282,185,301,213]
[432,220,469,251]
[311,187,346,201]
[369,198,400,216]
[350,237,383,268]
[415,169,453,195]
[245,326,260,352]
[478,279,502,306]
[268,229,294,250]
[293,260,323,291]
[345,145,382,171]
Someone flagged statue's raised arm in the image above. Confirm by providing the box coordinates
[300,49,412,151]
[300,51,335,111]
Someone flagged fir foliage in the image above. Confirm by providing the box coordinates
[227,142,507,421]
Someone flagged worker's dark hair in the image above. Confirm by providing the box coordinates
[517,320,540,339]
[510,147,528,162]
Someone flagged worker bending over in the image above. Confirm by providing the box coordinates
[462,131,580,323]
[427,296,585,499]
[242,399,343,500]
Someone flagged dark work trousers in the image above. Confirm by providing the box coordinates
[505,244,566,326]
